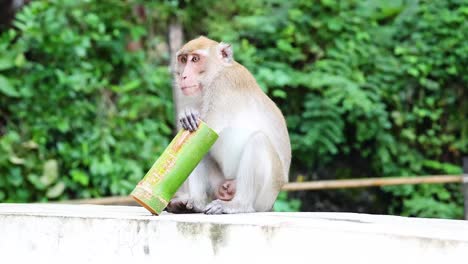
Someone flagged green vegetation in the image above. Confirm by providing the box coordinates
[0,0,466,218]
[0,1,174,201]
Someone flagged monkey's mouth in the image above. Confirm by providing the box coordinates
[181,85,198,91]
[181,85,200,96]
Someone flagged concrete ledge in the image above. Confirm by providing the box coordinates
[0,203,467,264]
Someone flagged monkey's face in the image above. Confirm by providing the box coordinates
[175,37,234,97]
[175,51,207,96]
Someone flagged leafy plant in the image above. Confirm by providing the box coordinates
[184,0,467,217]
[0,0,174,201]
[274,191,301,212]
[1,0,466,218]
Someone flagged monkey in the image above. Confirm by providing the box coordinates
[166,36,291,214]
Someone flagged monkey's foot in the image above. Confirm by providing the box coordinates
[166,198,201,214]
[203,199,255,214]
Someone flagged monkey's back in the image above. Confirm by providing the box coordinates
[202,62,291,182]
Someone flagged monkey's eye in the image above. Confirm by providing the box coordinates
[192,55,200,62]
[180,55,187,64]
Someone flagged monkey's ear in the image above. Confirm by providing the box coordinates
[217,42,233,64]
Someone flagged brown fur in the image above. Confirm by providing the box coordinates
[177,36,218,55]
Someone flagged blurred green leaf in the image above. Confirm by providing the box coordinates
[274,192,301,212]
[0,75,19,97]
[39,160,59,187]
[46,181,66,199]
[0,57,14,70]
[7,168,23,187]
[71,170,89,186]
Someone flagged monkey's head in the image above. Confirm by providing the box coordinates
[175,36,234,96]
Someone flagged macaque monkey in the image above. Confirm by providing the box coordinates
[166,36,291,214]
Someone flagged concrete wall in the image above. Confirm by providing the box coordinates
[0,203,467,264]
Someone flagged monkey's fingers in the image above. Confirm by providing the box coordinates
[189,112,199,131]
[183,109,196,131]
[179,119,187,131]
[180,117,193,131]
[185,200,194,210]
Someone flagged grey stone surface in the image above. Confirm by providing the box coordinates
[0,203,467,264]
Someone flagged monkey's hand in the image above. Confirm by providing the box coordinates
[179,108,200,132]
[166,197,198,214]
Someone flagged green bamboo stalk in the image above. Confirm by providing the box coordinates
[131,121,218,215]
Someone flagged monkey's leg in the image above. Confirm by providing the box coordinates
[166,179,193,213]
[166,155,221,213]
[204,132,283,214]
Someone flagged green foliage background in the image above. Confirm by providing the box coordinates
[0,0,466,218]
